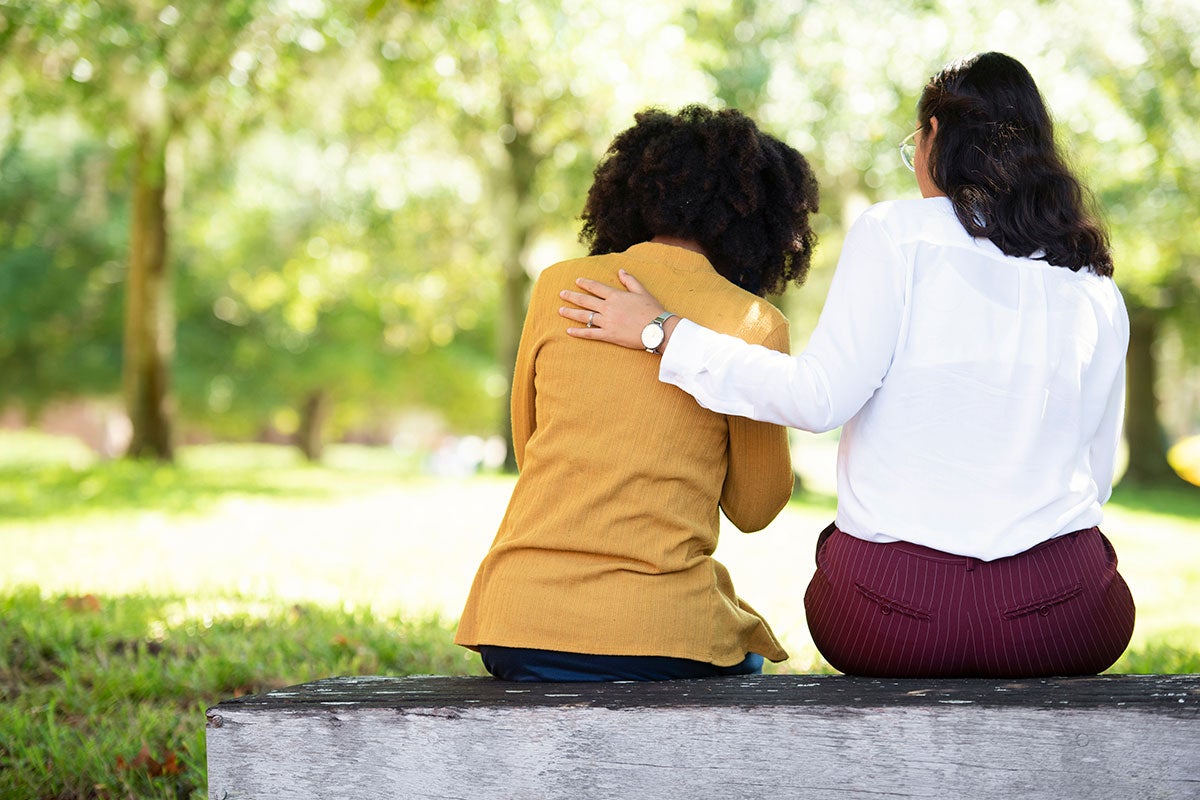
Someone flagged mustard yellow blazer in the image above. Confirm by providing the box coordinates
[455,242,793,665]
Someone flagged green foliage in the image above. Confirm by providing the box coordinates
[0,124,126,407]
[1,0,1198,454]
[171,128,505,437]
[0,588,480,800]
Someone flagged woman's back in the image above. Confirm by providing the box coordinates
[834,197,1128,559]
[455,242,793,666]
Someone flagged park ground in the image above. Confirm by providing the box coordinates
[2,431,1198,799]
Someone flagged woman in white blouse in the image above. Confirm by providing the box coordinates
[558,52,1135,678]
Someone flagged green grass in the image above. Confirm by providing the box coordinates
[0,438,424,521]
[0,588,480,800]
[1,430,1198,799]
[1109,480,1200,520]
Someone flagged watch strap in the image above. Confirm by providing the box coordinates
[644,312,678,353]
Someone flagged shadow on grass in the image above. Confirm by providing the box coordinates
[1109,480,1200,521]
[0,460,336,521]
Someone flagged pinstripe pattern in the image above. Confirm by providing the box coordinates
[803,527,1135,677]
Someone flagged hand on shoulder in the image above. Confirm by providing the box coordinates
[558,270,679,353]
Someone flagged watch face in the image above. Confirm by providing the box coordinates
[641,322,665,351]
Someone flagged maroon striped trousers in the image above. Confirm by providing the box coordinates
[803,526,1135,678]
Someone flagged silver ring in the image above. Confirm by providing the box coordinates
[586,312,595,328]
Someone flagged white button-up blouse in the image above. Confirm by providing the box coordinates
[660,197,1128,561]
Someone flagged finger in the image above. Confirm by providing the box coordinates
[564,325,613,340]
[559,289,604,311]
[617,269,649,295]
[573,277,618,299]
[558,306,598,325]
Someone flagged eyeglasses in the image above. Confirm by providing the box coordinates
[899,130,918,172]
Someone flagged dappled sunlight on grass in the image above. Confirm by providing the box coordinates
[1109,480,1200,520]
[0,437,425,521]
[2,430,1197,673]
[0,460,322,520]
[0,429,98,468]
[1103,492,1200,644]
[0,474,517,622]
[1,432,1197,800]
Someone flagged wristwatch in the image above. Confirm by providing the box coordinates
[640,312,677,353]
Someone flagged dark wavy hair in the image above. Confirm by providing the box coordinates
[918,52,1112,276]
[580,105,819,297]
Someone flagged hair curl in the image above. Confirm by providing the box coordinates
[580,105,819,297]
[918,52,1112,276]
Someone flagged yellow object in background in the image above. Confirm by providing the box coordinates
[1168,435,1200,487]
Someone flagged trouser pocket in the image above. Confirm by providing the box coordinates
[1000,583,1082,620]
[854,582,932,621]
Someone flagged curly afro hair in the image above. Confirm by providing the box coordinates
[580,105,819,297]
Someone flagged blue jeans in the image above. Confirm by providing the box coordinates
[478,645,764,682]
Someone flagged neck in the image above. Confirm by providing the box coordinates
[650,235,706,257]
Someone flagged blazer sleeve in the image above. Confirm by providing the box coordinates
[509,283,543,471]
[719,318,794,532]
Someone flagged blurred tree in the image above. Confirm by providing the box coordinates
[0,127,126,408]
[2,0,1195,479]
[1076,2,1200,485]
[754,0,941,332]
[0,0,354,460]
[365,0,712,470]
[171,127,503,459]
[685,0,777,116]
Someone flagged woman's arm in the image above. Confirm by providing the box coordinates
[560,213,910,432]
[1089,293,1130,503]
[719,321,795,532]
[510,282,546,470]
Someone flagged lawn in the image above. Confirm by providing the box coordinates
[2,431,1198,799]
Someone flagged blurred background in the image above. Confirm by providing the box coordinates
[1,0,1198,797]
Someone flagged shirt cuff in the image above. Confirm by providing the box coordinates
[659,318,710,386]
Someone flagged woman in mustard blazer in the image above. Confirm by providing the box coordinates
[455,106,820,681]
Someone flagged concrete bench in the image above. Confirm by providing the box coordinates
[206,673,1200,799]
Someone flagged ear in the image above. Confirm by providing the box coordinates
[929,116,939,136]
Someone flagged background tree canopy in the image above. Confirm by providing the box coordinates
[1,0,1197,482]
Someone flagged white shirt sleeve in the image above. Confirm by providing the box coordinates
[659,212,909,433]
[1088,290,1129,504]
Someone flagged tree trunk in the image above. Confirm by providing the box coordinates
[123,127,174,461]
[296,389,329,462]
[1122,305,1182,485]
[496,93,537,474]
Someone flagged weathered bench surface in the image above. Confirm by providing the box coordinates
[207,674,1200,800]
